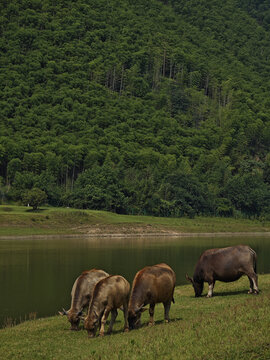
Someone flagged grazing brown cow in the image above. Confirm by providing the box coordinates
[186,245,259,297]
[84,275,130,337]
[128,263,176,330]
[59,269,109,330]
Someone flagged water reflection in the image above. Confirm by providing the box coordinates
[0,234,269,327]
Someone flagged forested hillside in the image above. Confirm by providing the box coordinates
[1,0,270,218]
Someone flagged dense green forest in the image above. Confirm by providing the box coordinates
[1,0,270,218]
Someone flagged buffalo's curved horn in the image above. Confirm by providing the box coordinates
[135,305,148,314]
[185,274,193,283]
[76,309,83,317]
[59,308,68,316]
[134,305,144,314]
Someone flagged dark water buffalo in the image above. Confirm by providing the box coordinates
[128,263,176,329]
[84,275,130,337]
[59,269,109,330]
[186,245,259,297]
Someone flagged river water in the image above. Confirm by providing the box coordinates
[0,234,269,327]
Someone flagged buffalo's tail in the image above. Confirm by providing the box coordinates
[248,247,257,273]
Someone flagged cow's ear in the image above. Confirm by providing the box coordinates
[185,274,193,283]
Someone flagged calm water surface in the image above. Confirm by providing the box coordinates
[0,234,269,327]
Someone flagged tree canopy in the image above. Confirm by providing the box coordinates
[1,0,270,217]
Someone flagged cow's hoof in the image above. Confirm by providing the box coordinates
[124,328,129,333]
[248,290,259,295]
[148,322,155,327]
[99,333,105,337]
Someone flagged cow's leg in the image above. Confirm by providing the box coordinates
[123,300,129,332]
[206,281,215,298]
[107,309,118,335]
[148,304,155,326]
[163,300,171,323]
[99,307,111,337]
[248,275,254,294]
[247,272,259,294]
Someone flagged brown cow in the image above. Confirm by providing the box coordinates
[128,263,176,329]
[186,245,259,297]
[84,275,130,337]
[59,269,109,330]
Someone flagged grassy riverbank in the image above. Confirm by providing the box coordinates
[1,205,270,237]
[0,274,269,360]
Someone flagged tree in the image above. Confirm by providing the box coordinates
[22,188,47,210]
[224,173,269,217]
[7,158,22,184]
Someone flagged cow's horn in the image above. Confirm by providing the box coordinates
[185,274,193,283]
[59,308,68,316]
[77,309,83,317]
[135,305,144,314]
[135,305,148,314]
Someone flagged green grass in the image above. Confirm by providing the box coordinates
[0,275,269,359]
[1,205,270,237]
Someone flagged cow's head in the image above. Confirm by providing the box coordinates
[186,274,204,297]
[128,305,147,330]
[84,311,99,338]
[59,308,83,330]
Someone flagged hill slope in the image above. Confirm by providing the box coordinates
[0,0,270,217]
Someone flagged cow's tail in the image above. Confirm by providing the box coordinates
[172,284,175,303]
[254,257,257,274]
[253,252,257,273]
[248,247,257,273]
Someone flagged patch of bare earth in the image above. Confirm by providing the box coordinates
[69,223,183,237]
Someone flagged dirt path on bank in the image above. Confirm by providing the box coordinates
[1,230,270,240]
